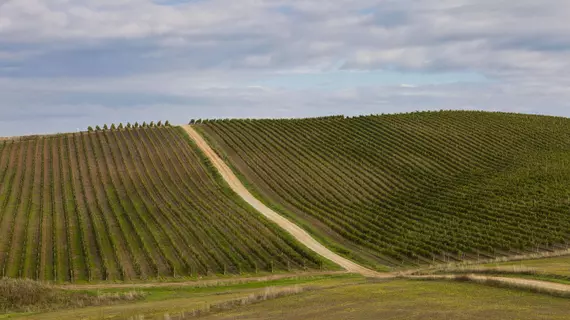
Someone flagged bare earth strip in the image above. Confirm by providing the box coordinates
[182,125,382,277]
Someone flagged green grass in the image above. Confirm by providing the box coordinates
[8,274,570,319]
[456,255,570,285]
[482,255,570,277]
[198,111,570,269]
[202,279,570,320]
[5,274,360,319]
[411,253,570,285]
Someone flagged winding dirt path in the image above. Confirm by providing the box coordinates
[179,125,570,295]
[182,125,383,278]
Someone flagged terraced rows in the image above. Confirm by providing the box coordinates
[197,111,570,268]
[0,127,323,282]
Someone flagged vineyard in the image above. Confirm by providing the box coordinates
[0,126,323,282]
[197,111,570,268]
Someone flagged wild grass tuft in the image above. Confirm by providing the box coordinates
[0,277,145,314]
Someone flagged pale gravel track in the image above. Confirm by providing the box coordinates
[182,125,384,278]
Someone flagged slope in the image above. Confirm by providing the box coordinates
[195,111,570,269]
[0,126,325,282]
[183,125,380,277]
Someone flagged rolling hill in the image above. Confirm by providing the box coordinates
[196,111,570,269]
[0,126,324,282]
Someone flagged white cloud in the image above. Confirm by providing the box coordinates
[0,0,570,135]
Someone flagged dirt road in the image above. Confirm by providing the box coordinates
[182,125,383,278]
[178,125,570,295]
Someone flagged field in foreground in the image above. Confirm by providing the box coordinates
[0,126,324,282]
[4,274,358,319]
[203,279,570,320]
[7,274,570,320]
[198,111,570,269]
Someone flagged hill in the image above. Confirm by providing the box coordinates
[196,111,570,269]
[0,126,324,282]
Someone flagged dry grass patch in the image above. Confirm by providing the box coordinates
[185,285,314,318]
[0,278,144,314]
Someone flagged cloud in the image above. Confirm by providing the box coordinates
[0,0,569,135]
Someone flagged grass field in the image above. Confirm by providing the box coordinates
[5,274,360,319]
[202,279,570,320]
[482,255,570,277]
[8,274,570,320]
[197,111,570,269]
[0,126,325,282]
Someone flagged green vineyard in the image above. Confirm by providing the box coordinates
[0,126,323,282]
[197,111,570,268]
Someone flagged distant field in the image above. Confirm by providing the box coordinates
[198,111,570,268]
[482,255,570,277]
[0,126,324,282]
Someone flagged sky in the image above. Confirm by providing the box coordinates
[1,0,570,136]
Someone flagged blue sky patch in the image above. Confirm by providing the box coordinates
[152,0,197,6]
